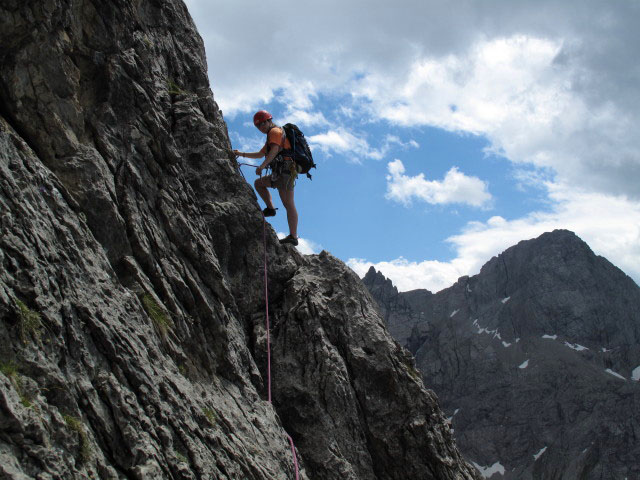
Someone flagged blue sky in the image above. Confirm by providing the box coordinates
[185,0,640,292]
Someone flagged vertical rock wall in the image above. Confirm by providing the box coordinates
[0,0,480,478]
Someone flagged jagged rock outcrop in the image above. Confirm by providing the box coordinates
[363,268,433,352]
[364,230,640,479]
[267,253,476,479]
[0,0,480,478]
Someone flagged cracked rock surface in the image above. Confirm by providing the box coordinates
[0,0,480,478]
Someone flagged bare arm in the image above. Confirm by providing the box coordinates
[233,143,282,175]
[233,150,264,160]
[257,144,282,174]
[232,144,281,175]
[233,149,261,159]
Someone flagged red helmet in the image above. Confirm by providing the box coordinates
[253,110,272,126]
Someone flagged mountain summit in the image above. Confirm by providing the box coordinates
[364,229,640,479]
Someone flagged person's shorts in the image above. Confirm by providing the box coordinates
[267,172,295,191]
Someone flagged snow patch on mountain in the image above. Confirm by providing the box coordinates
[472,319,502,340]
[564,342,588,351]
[533,446,547,461]
[605,369,626,381]
[472,461,505,478]
[447,408,461,423]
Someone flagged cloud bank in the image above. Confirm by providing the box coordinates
[277,232,322,256]
[350,183,640,292]
[386,160,492,208]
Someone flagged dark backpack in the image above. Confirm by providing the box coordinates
[282,123,316,179]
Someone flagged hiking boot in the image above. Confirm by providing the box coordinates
[263,207,277,217]
[279,235,298,246]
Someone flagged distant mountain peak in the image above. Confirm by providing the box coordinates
[363,266,390,285]
[364,229,640,479]
[362,266,400,300]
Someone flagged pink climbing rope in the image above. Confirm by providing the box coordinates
[287,433,300,478]
[262,213,272,403]
[261,211,299,480]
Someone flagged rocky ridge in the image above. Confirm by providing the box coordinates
[364,230,640,479]
[0,0,480,478]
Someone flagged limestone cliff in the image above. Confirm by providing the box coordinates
[0,1,480,478]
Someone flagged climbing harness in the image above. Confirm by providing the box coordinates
[260,187,300,480]
[237,161,297,191]
[286,161,299,190]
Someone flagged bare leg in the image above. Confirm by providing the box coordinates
[278,187,298,238]
[254,177,275,210]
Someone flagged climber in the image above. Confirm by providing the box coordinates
[233,110,299,246]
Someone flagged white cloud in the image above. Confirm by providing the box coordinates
[367,36,565,132]
[308,132,419,163]
[296,237,322,255]
[277,232,321,255]
[283,109,328,127]
[386,160,492,208]
[356,34,640,198]
[309,130,356,153]
[384,135,420,150]
[366,32,640,199]
[351,185,640,292]
[308,130,381,162]
[229,131,265,156]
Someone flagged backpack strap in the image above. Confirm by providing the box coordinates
[280,124,295,159]
[266,126,288,174]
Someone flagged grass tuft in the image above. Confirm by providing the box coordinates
[167,78,188,96]
[0,362,18,378]
[175,452,188,464]
[141,294,174,337]
[0,361,34,408]
[16,300,42,344]
[63,414,92,463]
[203,407,217,426]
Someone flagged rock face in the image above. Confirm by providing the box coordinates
[0,0,479,479]
[268,253,477,480]
[364,230,640,479]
